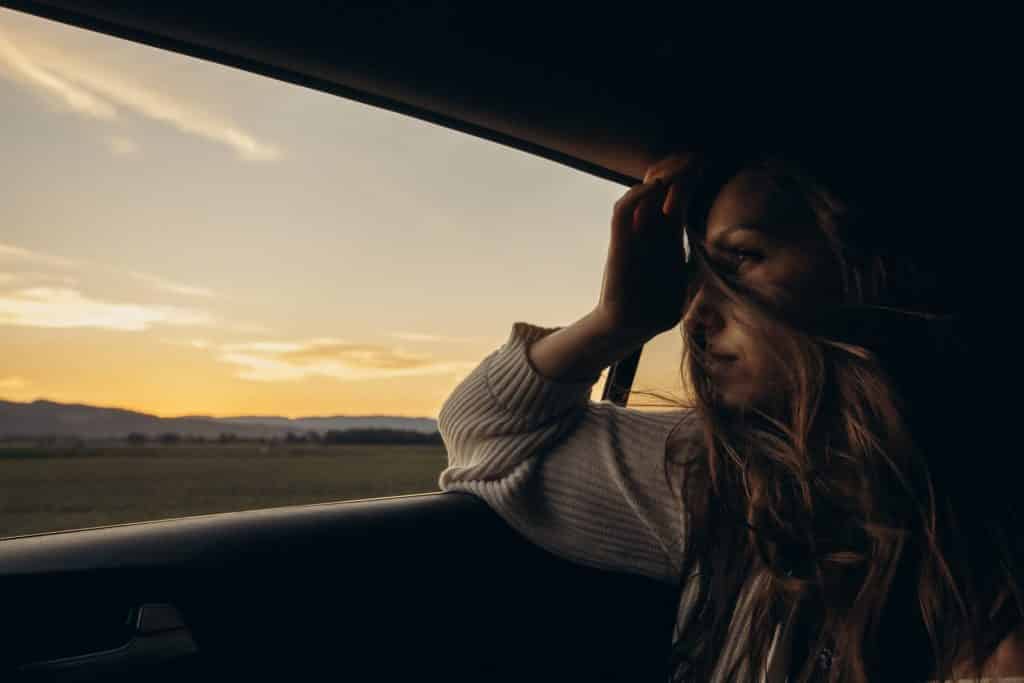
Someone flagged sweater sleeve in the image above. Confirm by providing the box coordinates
[437,321,698,584]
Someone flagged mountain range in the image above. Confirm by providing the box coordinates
[0,399,438,439]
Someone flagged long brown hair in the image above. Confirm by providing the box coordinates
[631,152,1022,682]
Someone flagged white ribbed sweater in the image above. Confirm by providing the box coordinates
[437,321,1022,683]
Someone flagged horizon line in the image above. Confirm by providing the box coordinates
[0,395,439,421]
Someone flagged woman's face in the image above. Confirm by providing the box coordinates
[681,167,841,411]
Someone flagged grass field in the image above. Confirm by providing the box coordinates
[0,443,449,538]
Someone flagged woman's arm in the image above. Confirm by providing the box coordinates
[437,320,692,584]
[526,308,649,383]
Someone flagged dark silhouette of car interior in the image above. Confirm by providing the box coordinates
[0,3,994,682]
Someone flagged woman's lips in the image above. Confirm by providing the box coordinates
[706,352,738,373]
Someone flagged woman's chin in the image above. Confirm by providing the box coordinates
[711,382,769,416]
[710,386,746,413]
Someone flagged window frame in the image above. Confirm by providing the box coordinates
[601,349,641,406]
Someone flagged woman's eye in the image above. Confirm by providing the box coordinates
[722,247,762,270]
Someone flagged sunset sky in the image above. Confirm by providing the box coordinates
[0,7,685,420]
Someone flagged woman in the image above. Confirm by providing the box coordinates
[437,146,1021,682]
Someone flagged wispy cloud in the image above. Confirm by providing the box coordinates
[388,332,491,343]
[2,243,218,300]
[0,27,282,161]
[0,242,78,269]
[0,271,78,288]
[0,30,116,119]
[128,271,215,298]
[216,337,476,382]
[0,242,281,338]
[161,338,213,350]
[0,287,213,331]
[106,135,139,157]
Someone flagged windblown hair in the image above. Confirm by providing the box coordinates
[628,155,1022,682]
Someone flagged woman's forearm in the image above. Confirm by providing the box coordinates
[526,309,652,383]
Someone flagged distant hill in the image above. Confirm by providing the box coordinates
[214,415,439,434]
[0,399,438,439]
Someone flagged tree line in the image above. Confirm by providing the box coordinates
[122,428,443,445]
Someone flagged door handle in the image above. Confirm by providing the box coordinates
[18,604,198,678]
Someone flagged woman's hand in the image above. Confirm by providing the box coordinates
[642,152,701,218]
[594,152,703,339]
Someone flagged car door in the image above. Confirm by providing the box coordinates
[3,493,681,681]
[0,4,681,681]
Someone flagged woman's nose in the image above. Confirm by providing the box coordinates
[682,285,724,339]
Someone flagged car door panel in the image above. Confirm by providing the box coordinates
[3,492,679,681]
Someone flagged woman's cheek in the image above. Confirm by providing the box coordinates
[739,350,777,406]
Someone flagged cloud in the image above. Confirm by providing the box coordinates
[0,287,213,331]
[216,337,476,382]
[128,271,215,298]
[161,338,212,350]
[0,376,27,390]
[106,135,139,157]
[0,30,116,119]
[0,242,78,268]
[2,243,218,300]
[0,27,282,161]
[0,271,79,288]
[388,332,491,343]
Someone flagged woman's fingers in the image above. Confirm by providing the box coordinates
[663,182,678,216]
[613,178,667,233]
[662,178,691,218]
[643,151,697,184]
[615,151,701,237]
[643,151,704,220]
[634,182,670,232]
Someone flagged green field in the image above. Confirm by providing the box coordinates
[0,443,449,538]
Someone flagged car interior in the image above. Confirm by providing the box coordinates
[0,3,999,682]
